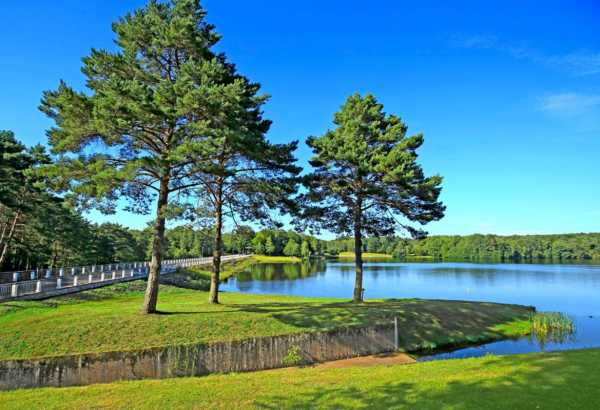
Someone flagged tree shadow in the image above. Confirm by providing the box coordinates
[224,299,532,351]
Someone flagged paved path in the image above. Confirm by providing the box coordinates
[313,352,416,369]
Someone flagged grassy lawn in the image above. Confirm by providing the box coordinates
[161,257,258,290]
[0,283,531,360]
[2,348,598,409]
[338,252,394,258]
[252,255,303,263]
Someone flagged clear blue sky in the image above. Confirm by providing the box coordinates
[2,0,599,236]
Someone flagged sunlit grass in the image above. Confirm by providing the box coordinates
[338,252,393,258]
[252,255,302,263]
[0,283,531,360]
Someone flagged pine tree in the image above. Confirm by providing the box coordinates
[283,239,300,257]
[301,94,445,302]
[188,102,299,303]
[265,236,276,255]
[301,240,311,258]
[253,240,265,255]
[39,0,269,313]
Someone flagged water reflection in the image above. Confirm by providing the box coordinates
[234,259,326,282]
[221,259,600,358]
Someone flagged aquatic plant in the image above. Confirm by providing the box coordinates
[530,312,575,348]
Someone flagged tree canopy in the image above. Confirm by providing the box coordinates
[185,89,300,303]
[39,0,275,313]
[301,93,445,301]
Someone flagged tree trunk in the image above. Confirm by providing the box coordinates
[0,210,20,269]
[209,180,223,304]
[141,176,169,314]
[352,202,364,303]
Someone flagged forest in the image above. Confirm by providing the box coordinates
[326,233,600,261]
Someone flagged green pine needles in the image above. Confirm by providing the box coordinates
[300,93,445,302]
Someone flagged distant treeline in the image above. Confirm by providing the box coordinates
[1,130,596,270]
[4,220,600,271]
[0,222,322,271]
[325,233,600,261]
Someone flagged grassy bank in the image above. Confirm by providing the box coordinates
[338,252,393,259]
[2,348,598,409]
[0,283,530,360]
[160,256,257,290]
[252,255,302,263]
[161,255,303,290]
[160,255,300,290]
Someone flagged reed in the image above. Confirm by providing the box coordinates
[530,312,575,347]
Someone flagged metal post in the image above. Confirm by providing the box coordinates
[59,268,64,277]
[36,280,42,293]
[73,276,79,287]
[394,317,399,350]
[11,283,18,297]
[88,274,93,284]
[57,278,62,289]
[112,271,116,280]
[101,272,105,282]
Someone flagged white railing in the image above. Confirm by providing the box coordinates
[0,255,248,301]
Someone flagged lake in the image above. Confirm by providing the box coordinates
[221,258,600,360]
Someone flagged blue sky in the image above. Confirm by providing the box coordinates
[2,0,599,236]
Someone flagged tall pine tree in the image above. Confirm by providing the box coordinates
[40,0,269,313]
[302,94,445,302]
[189,133,299,303]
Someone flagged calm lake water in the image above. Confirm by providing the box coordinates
[221,258,600,360]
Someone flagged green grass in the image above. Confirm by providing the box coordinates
[252,255,302,263]
[187,257,255,281]
[2,348,598,409]
[338,252,394,258]
[161,256,299,290]
[0,283,530,360]
[163,257,257,289]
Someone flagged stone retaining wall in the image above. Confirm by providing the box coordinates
[0,324,396,390]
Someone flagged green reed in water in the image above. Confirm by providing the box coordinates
[529,312,575,348]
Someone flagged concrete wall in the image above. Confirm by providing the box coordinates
[0,325,396,390]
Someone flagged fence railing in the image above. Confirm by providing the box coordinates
[0,256,219,284]
[0,255,248,301]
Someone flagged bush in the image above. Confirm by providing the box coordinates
[282,345,303,366]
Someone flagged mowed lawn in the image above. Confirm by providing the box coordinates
[338,252,394,258]
[2,349,598,409]
[0,282,531,360]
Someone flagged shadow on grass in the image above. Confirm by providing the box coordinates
[222,299,532,351]
[255,351,600,409]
